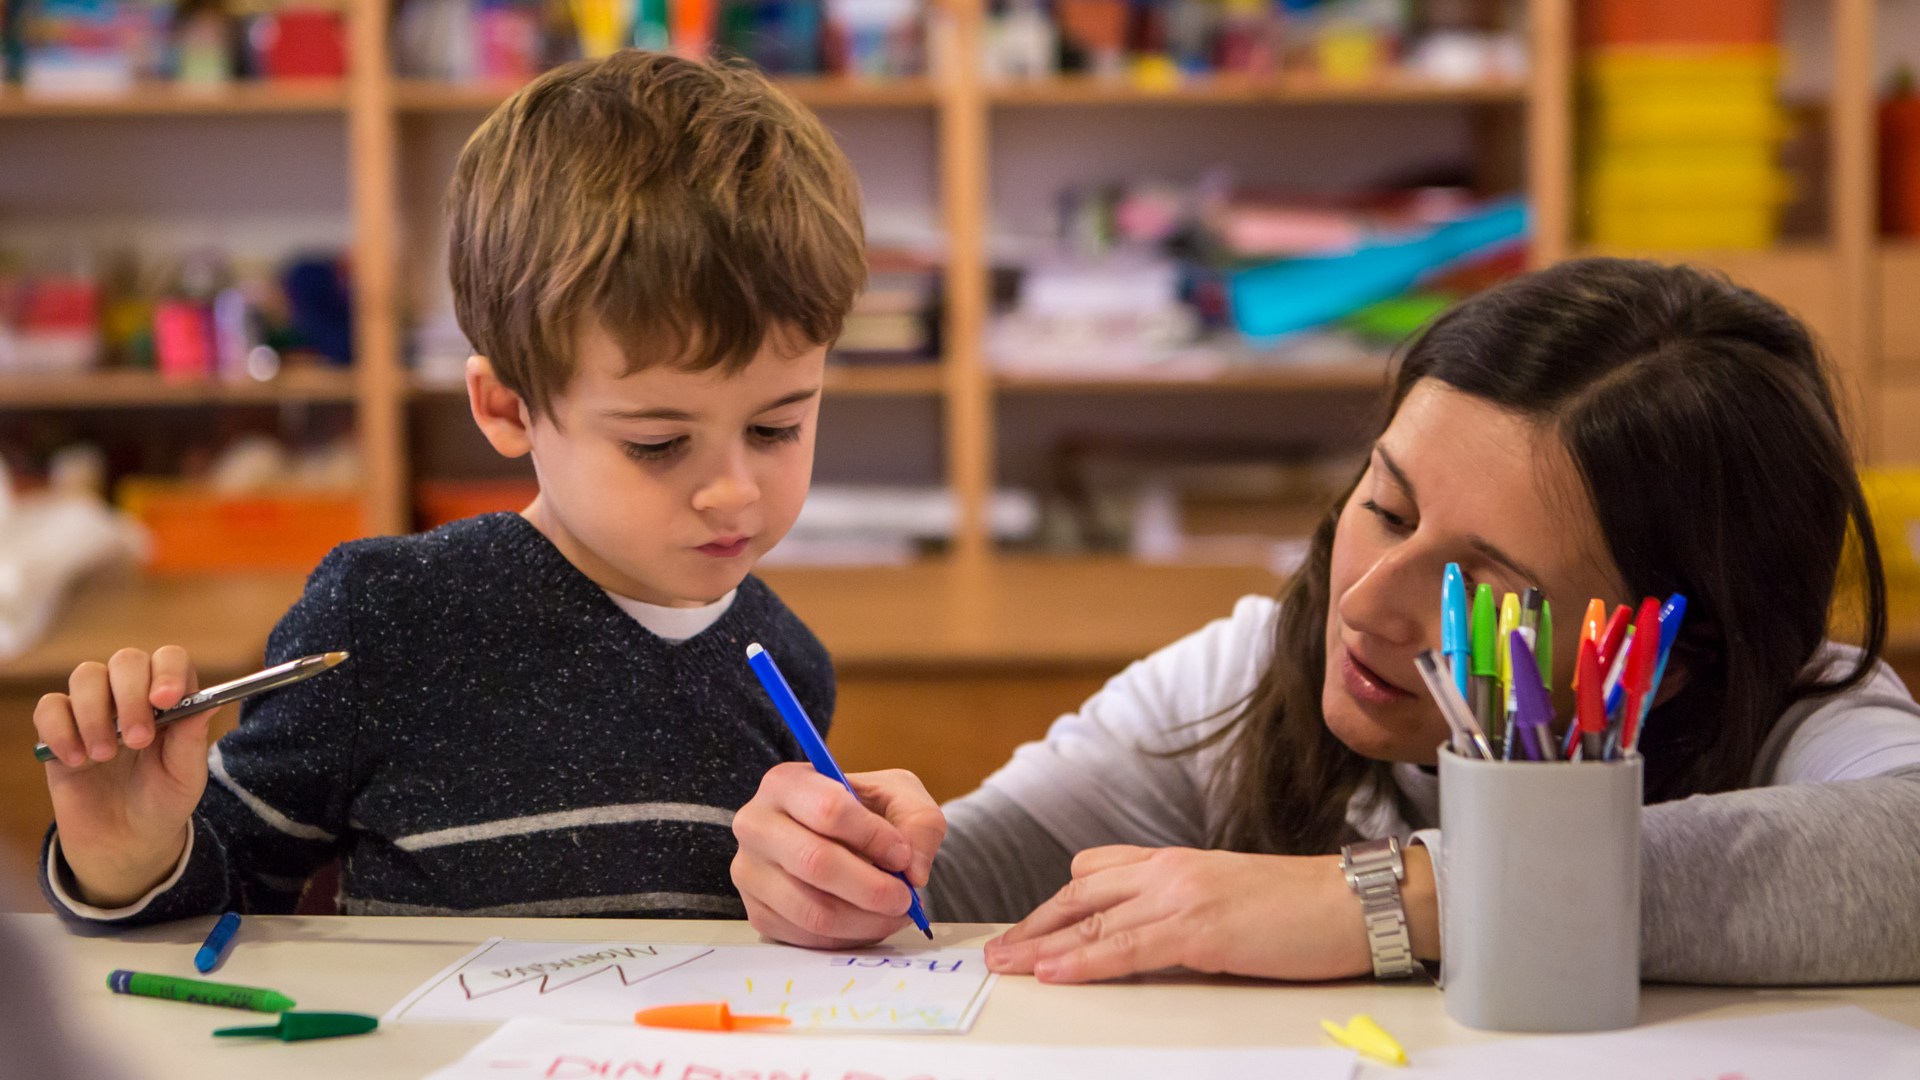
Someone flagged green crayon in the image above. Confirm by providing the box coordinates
[108,969,295,1012]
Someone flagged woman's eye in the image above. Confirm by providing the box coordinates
[1361,499,1414,533]
[623,438,687,463]
[751,424,801,446]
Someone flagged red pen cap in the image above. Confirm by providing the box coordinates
[1619,597,1661,745]
[1577,638,1605,734]
[1625,597,1661,691]
[1595,605,1632,672]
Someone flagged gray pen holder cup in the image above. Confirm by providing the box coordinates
[1437,744,1642,1033]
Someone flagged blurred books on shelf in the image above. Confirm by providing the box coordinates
[987,172,1524,380]
[2,0,347,94]
[390,0,928,84]
[835,245,940,363]
[0,248,353,380]
[981,0,1524,87]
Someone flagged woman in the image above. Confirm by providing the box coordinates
[730,258,1920,985]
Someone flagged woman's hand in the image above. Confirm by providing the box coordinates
[984,846,1381,984]
[731,763,948,950]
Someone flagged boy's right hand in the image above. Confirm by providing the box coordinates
[731,763,947,949]
[34,646,213,908]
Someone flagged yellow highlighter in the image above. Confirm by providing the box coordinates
[1321,1013,1407,1066]
[1496,591,1520,757]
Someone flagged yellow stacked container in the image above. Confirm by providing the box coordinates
[1580,47,1792,249]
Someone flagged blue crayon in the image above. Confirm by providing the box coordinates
[195,911,242,973]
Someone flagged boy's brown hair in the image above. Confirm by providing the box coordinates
[447,51,866,419]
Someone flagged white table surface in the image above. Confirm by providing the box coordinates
[13,913,1920,1080]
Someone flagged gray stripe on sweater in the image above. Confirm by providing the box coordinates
[393,802,734,852]
[207,746,337,842]
[340,891,746,918]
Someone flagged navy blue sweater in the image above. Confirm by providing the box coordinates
[44,513,834,923]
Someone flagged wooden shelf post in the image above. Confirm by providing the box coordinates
[348,0,409,535]
[936,0,994,564]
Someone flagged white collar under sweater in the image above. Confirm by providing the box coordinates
[602,588,737,643]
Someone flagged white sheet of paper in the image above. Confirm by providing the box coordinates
[425,1018,1359,1080]
[1362,1006,1920,1079]
[386,939,996,1033]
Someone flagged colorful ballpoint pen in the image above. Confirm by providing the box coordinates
[1442,563,1472,701]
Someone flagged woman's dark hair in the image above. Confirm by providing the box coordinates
[1201,257,1890,855]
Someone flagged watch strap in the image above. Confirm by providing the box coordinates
[1343,838,1417,979]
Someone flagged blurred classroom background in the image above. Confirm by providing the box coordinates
[2,0,1919,894]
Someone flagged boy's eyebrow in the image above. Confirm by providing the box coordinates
[601,387,821,423]
[1374,445,1544,588]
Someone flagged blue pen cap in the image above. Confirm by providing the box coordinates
[1442,563,1469,654]
[1656,594,1687,656]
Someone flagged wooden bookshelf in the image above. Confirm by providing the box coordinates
[3,0,1914,559]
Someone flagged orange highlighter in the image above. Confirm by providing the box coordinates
[636,1003,791,1032]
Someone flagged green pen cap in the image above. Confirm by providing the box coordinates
[214,1012,379,1042]
[1537,599,1554,689]
[1469,583,1496,676]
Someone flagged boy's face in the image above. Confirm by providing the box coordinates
[515,322,824,608]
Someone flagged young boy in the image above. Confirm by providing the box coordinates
[33,51,873,924]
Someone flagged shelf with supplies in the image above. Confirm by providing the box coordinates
[983,72,1528,108]
[392,75,943,113]
[991,359,1390,395]
[0,80,349,117]
[3,0,1915,568]
[0,368,360,409]
[405,362,946,401]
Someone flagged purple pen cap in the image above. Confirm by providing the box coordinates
[1508,631,1557,759]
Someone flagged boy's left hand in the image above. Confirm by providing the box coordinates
[983,847,1375,984]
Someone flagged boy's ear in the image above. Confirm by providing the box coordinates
[466,355,535,459]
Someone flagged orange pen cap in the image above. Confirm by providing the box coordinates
[1574,598,1607,689]
[634,1002,791,1032]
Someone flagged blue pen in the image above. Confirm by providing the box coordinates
[1441,563,1471,701]
[195,911,242,973]
[746,643,932,939]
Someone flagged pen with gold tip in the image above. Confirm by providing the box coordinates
[33,652,349,763]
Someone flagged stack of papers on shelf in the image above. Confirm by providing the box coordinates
[839,246,941,362]
[763,485,1041,565]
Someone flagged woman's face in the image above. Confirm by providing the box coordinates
[1323,379,1630,764]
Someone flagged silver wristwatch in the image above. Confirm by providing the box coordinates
[1341,836,1417,979]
